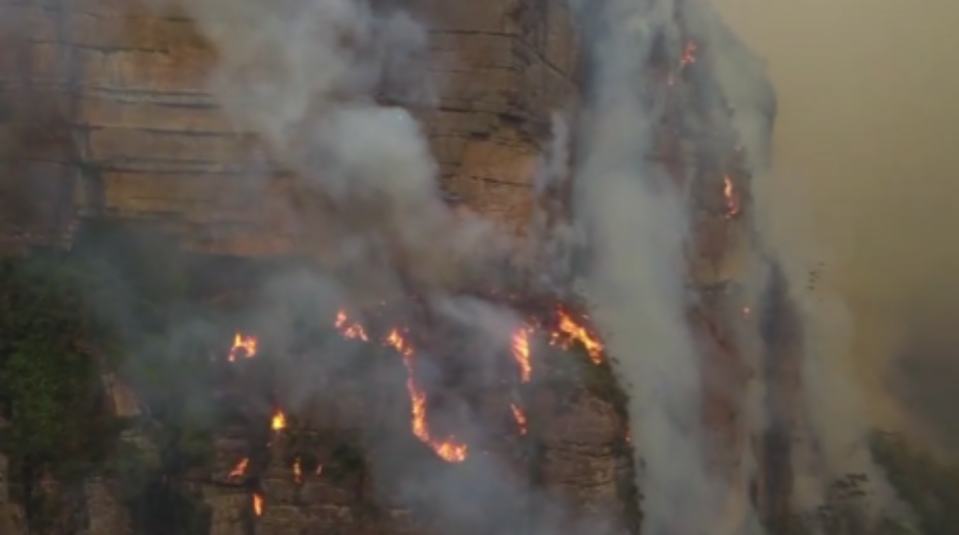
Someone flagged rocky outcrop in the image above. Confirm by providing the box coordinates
[0,0,577,253]
[0,0,789,534]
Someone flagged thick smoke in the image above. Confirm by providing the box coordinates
[710,0,959,461]
[567,0,733,533]
[148,0,603,533]
[163,0,509,301]
[529,113,579,292]
[707,0,927,513]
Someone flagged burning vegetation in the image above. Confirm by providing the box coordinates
[221,296,612,502]
[0,233,955,535]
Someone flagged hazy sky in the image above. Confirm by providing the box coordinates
[714,0,959,453]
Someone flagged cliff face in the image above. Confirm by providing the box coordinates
[0,0,577,253]
[0,1,789,535]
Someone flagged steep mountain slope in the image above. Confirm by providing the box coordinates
[0,1,793,535]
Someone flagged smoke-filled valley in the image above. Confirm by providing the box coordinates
[0,1,956,535]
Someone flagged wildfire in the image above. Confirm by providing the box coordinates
[552,309,604,364]
[253,494,263,517]
[332,315,469,463]
[271,410,287,431]
[228,458,249,479]
[511,327,532,383]
[510,404,527,435]
[229,332,258,362]
[335,309,369,341]
[224,301,610,467]
[387,328,468,463]
[723,175,740,218]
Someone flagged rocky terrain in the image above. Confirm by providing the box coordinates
[0,1,807,535]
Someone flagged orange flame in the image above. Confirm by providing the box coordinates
[386,328,468,463]
[271,410,286,431]
[335,309,369,341]
[511,327,532,383]
[229,332,258,362]
[253,494,263,517]
[723,175,740,218]
[293,457,302,484]
[228,458,249,479]
[510,404,527,435]
[552,310,604,364]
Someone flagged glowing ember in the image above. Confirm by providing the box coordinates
[668,41,697,87]
[325,302,611,464]
[680,41,697,67]
[228,458,249,479]
[511,327,532,383]
[271,410,286,431]
[229,332,258,362]
[723,175,740,218]
[510,404,527,435]
[335,309,369,341]
[293,457,302,484]
[552,309,605,364]
[386,328,468,463]
[253,494,263,517]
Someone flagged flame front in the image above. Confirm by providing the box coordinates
[723,175,740,218]
[335,309,369,341]
[229,332,258,362]
[271,410,286,431]
[253,494,263,517]
[228,458,249,479]
[510,404,527,435]
[386,329,468,463]
[511,327,532,383]
[552,309,605,364]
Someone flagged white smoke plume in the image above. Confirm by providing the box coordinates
[141,0,839,532]
[145,0,616,534]
[688,0,903,522]
[161,0,509,300]
[566,0,737,533]
[529,113,580,292]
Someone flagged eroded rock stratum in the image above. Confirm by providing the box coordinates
[0,1,791,535]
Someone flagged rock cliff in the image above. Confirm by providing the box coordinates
[0,1,790,535]
[0,0,577,253]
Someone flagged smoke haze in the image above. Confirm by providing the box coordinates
[569,1,764,533]
[713,0,959,459]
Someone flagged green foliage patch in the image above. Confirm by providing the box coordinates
[0,221,226,531]
[0,252,121,481]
